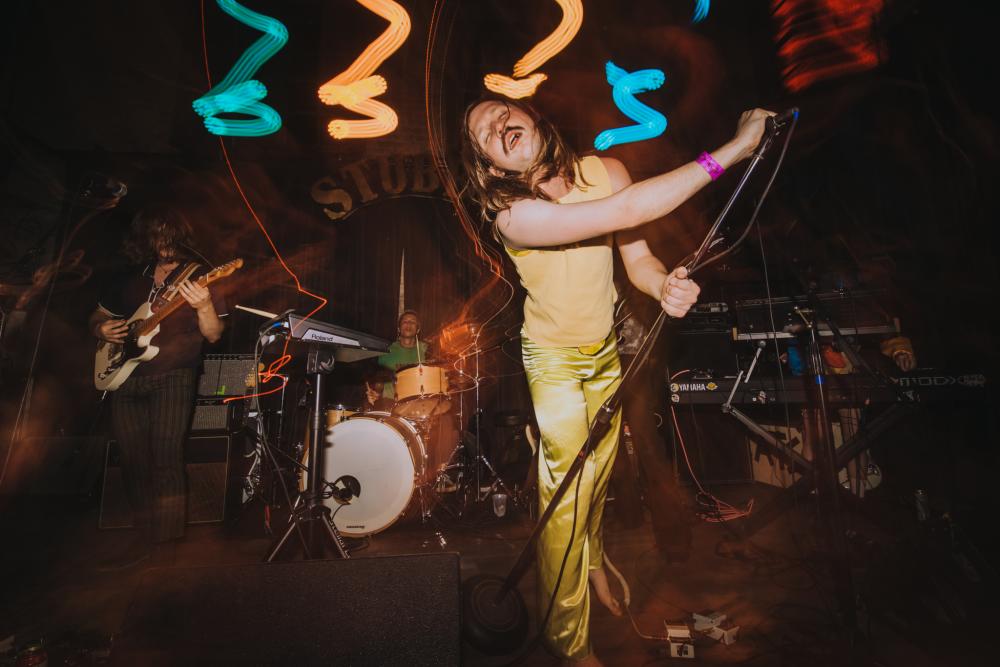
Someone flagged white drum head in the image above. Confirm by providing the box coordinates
[323,415,418,536]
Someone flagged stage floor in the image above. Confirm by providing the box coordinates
[0,483,995,666]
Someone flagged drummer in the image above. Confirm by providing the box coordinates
[371,309,431,403]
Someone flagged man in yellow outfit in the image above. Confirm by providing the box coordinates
[462,97,771,665]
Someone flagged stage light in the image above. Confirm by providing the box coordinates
[594,61,667,151]
[771,0,884,93]
[483,0,583,99]
[318,0,411,140]
[192,0,288,137]
[693,0,710,23]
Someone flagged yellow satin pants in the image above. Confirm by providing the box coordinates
[522,332,622,660]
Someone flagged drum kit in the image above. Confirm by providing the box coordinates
[239,321,517,556]
[233,311,524,563]
[318,358,513,538]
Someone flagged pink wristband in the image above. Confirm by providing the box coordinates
[696,151,725,180]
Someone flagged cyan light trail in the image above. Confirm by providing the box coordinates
[594,61,668,151]
[193,0,288,137]
[693,0,710,23]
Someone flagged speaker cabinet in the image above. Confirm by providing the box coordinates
[111,554,461,666]
[99,435,232,529]
[190,398,245,433]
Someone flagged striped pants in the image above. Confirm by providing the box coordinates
[111,368,196,543]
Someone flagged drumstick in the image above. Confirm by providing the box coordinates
[235,304,279,319]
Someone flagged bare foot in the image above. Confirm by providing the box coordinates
[560,654,604,667]
[588,566,623,616]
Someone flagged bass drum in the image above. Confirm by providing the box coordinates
[323,412,428,537]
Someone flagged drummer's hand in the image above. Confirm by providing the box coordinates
[365,382,379,406]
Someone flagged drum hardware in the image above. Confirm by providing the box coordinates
[459,338,512,506]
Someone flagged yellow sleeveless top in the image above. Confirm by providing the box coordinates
[505,155,616,348]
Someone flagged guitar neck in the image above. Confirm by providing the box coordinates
[136,272,210,336]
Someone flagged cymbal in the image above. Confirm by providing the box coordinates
[446,370,476,388]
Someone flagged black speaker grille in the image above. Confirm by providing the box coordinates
[112,555,461,666]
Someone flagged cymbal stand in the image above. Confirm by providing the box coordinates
[463,342,510,504]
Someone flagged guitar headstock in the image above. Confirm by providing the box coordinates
[204,259,244,283]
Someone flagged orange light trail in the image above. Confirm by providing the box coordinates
[483,0,583,99]
[318,0,411,139]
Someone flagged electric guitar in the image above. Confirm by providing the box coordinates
[94,259,243,390]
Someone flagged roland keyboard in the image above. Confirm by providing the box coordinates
[285,313,390,362]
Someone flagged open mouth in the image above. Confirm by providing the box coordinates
[503,127,523,153]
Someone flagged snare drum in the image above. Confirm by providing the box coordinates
[323,412,431,536]
[325,404,359,429]
[393,364,451,420]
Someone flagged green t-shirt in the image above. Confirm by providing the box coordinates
[377,340,429,398]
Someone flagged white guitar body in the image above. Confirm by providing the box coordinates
[92,258,242,391]
[94,303,162,391]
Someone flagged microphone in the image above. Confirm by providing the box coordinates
[765,107,799,133]
[754,107,799,157]
[331,475,361,503]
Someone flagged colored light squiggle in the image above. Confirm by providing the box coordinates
[594,62,668,151]
[771,0,884,93]
[693,0,710,23]
[483,0,583,99]
[192,0,288,137]
[318,0,411,139]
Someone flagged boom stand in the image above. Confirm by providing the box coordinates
[264,344,349,561]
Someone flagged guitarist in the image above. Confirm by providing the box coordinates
[88,205,227,569]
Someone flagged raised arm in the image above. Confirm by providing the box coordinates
[499,108,772,249]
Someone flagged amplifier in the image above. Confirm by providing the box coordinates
[190,398,241,433]
[99,435,234,528]
[198,354,256,397]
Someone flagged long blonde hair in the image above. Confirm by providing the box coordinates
[460,97,584,222]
